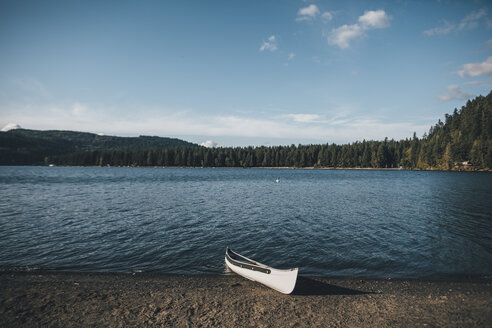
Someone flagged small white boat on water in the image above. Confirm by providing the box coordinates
[225,248,298,294]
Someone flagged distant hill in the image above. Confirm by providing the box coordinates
[0,129,197,165]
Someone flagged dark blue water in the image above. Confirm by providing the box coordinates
[0,166,491,278]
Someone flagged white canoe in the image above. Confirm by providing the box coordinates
[225,248,298,294]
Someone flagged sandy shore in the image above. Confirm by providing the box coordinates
[1,272,491,327]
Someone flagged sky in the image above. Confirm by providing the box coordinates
[0,0,491,147]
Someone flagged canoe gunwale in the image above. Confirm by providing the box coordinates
[226,248,271,274]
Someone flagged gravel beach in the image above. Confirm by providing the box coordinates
[1,272,491,327]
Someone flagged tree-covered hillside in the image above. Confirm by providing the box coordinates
[419,92,492,169]
[0,129,197,165]
[44,90,492,170]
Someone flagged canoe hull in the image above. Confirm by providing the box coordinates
[225,248,298,294]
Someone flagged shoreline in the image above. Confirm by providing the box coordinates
[2,272,491,327]
[2,267,491,282]
[2,164,491,172]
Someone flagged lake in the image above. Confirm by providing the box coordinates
[0,166,491,278]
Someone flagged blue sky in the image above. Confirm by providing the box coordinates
[0,0,491,147]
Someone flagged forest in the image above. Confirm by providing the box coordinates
[0,129,196,165]
[45,91,492,170]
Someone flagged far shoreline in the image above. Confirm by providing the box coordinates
[2,164,491,172]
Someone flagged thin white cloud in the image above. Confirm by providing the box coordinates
[288,52,295,60]
[424,8,488,36]
[296,4,320,21]
[71,102,88,117]
[458,8,487,30]
[210,115,427,142]
[322,12,333,21]
[437,85,474,102]
[423,22,454,36]
[457,56,492,78]
[285,114,323,123]
[437,57,491,101]
[1,103,429,144]
[328,10,390,49]
[462,79,492,86]
[259,35,278,52]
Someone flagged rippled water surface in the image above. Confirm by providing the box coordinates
[0,166,491,278]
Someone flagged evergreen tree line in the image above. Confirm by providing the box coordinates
[48,91,492,170]
[0,129,195,165]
